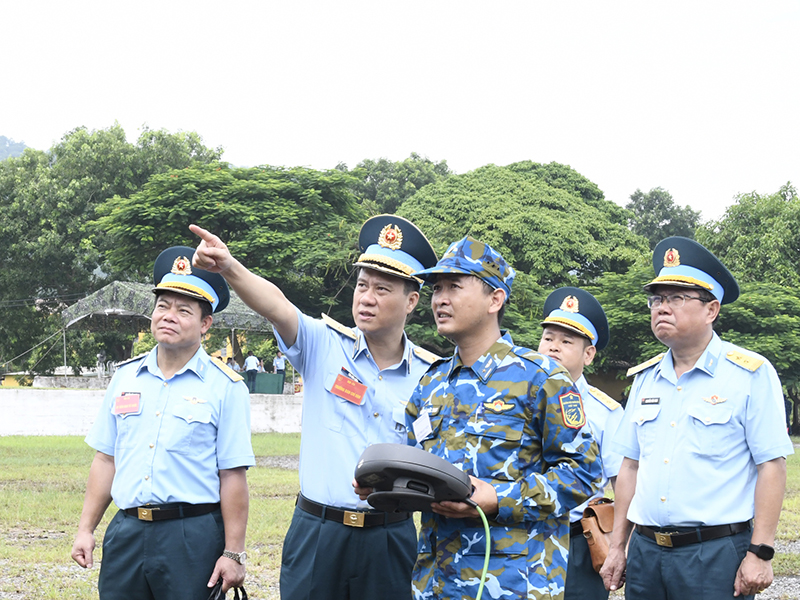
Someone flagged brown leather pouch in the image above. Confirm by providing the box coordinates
[580,497,615,572]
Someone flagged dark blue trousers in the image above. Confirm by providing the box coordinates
[625,527,753,600]
[280,503,417,600]
[98,508,225,600]
[565,528,610,600]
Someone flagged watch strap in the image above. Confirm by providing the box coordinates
[223,549,247,564]
[748,543,775,560]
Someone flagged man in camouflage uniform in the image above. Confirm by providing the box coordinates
[406,236,601,600]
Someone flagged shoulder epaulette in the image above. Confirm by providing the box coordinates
[210,356,244,382]
[320,312,357,340]
[518,349,546,363]
[725,350,764,372]
[626,353,665,378]
[589,386,621,411]
[116,353,148,368]
[413,347,441,364]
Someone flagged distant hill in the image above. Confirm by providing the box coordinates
[0,136,28,160]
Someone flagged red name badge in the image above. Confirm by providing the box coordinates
[113,393,141,415]
[331,373,368,405]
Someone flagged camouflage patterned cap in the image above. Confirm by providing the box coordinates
[412,236,515,302]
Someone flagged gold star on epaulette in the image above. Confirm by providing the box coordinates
[725,351,764,372]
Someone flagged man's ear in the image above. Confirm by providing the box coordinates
[583,343,597,367]
[200,315,213,335]
[488,288,506,315]
[406,290,420,314]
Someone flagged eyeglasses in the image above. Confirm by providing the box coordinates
[647,294,712,309]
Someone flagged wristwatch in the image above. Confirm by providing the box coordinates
[223,549,247,564]
[748,544,775,561]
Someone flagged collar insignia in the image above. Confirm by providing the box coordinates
[663,248,681,268]
[703,394,727,405]
[559,295,580,313]
[378,224,403,250]
[171,256,192,276]
[484,399,515,413]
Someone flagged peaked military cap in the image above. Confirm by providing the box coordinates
[153,246,230,313]
[354,214,438,285]
[644,236,739,304]
[412,236,516,303]
[541,287,609,350]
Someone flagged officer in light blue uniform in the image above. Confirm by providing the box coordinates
[72,246,255,599]
[539,287,623,600]
[601,237,794,600]
[189,216,438,600]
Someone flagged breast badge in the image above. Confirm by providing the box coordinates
[702,395,727,405]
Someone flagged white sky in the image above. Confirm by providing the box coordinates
[3,0,798,221]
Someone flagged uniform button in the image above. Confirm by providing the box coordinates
[378,375,383,381]
[163,382,168,387]
[188,415,193,421]
[373,412,379,418]
[156,412,161,417]
[149,443,154,449]
[670,421,676,427]
[145,476,150,481]
[677,386,682,391]
[660,496,666,502]
[664,458,669,464]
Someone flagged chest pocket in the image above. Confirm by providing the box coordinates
[168,401,215,455]
[323,370,365,438]
[686,402,736,458]
[463,412,525,480]
[114,408,143,450]
[631,404,661,457]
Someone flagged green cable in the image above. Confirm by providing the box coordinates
[470,502,491,600]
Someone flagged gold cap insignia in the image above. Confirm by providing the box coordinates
[703,394,727,405]
[663,248,681,268]
[559,295,580,313]
[378,224,403,250]
[171,256,192,276]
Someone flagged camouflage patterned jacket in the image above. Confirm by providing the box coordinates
[406,333,601,600]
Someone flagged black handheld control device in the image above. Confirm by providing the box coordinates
[354,443,473,513]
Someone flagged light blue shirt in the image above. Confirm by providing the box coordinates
[613,332,793,526]
[273,355,286,371]
[276,308,433,509]
[86,346,255,509]
[569,375,624,523]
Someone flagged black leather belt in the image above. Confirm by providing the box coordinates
[296,494,410,528]
[123,502,220,522]
[570,520,584,537]
[636,521,751,548]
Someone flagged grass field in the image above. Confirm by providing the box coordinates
[0,434,798,599]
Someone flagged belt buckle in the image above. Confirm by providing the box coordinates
[137,507,157,521]
[654,532,673,547]
[343,510,365,528]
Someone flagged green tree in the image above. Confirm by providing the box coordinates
[344,153,451,214]
[0,124,221,374]
[397,162,649,352]
[697,183,800,287]
[93,163,366,325]
[626,187,701,249]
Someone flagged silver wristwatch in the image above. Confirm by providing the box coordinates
[223,549,247,564]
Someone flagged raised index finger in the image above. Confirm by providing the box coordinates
[189,223,215,242]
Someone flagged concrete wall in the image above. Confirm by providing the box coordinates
[0,389,303,436]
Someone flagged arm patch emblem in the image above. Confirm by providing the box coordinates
[559,391,586,429]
